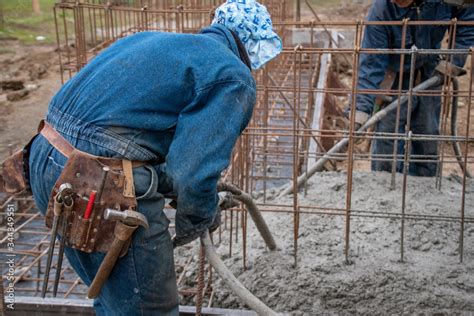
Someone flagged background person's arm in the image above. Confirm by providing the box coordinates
[452,6,474,68]
[354,1,391,119]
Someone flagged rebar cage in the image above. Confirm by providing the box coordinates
[1,0,473,312]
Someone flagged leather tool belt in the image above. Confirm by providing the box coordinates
[0,137,34,195]
[1,120,148,254]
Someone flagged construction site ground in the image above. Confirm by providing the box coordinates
[0,40,60,158]
[176,171,474,314]
[0,1,369,158]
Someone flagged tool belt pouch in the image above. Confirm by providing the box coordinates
[45,149,137,254]
[0,150,29,194]
[0,135,36,195]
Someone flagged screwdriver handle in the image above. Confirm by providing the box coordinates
[84,191,97,220]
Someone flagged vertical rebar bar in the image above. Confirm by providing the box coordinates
[344,21,363,264]
[459,49,473,263]
[390,18,408,190]
[436,19,458,190]
[292,45,302,267]
[400,46,418,263]
[195,240,205,316]
[53,6,65,84]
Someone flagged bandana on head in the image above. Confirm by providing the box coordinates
[212,0,283,70]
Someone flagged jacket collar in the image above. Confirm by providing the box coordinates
[200,24,251,70]
[391,0,443,20]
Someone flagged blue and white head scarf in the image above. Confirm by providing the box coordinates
[212,0,283,70]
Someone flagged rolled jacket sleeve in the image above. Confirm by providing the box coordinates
[166,79,256,238]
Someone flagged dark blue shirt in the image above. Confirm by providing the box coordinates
[356,0,474,114]
[47,24,256,233]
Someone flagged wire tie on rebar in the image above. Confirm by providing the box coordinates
[142,5,148,11]
[354,43,360,54]
[294,44,303,52]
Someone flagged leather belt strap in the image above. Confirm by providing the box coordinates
[39,120,75,158]
[122,160,135,198]
[38,120,147,169]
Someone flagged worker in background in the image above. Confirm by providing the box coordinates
[352,0,474,176]
[28,0,281,315]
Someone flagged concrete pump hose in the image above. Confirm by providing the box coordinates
[279,75,443,197]
[217,182,277,251]
[201,230,278,316]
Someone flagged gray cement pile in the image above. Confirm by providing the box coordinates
[175,171,474,314]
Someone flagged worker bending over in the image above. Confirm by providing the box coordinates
[1,0,282,315]
[352,0,474,176]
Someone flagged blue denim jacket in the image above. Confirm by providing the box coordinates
[356,0,474,114]
[46,24,256,238]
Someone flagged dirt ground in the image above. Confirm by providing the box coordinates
[176,171,474,314]
[0,40,60,160]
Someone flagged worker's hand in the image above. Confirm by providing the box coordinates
[343,107,370,130]
[208,207,222,234]
[172,211,221,248]
[172,190,241,248]
[353,111,371,144]
[434,60,467,78]
[173,193,238,248]
[172,217,211,248]
[218,191,239,210]
[353,110,369,130]
[208,192,238,234]
[343,109,370,144]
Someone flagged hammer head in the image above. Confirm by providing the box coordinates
[104,208,149,230]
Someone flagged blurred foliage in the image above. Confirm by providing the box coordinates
[0,0,343,44]
[0,0,58,43]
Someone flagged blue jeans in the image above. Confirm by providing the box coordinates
[28,122,179,315]
[371,87,442,177]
